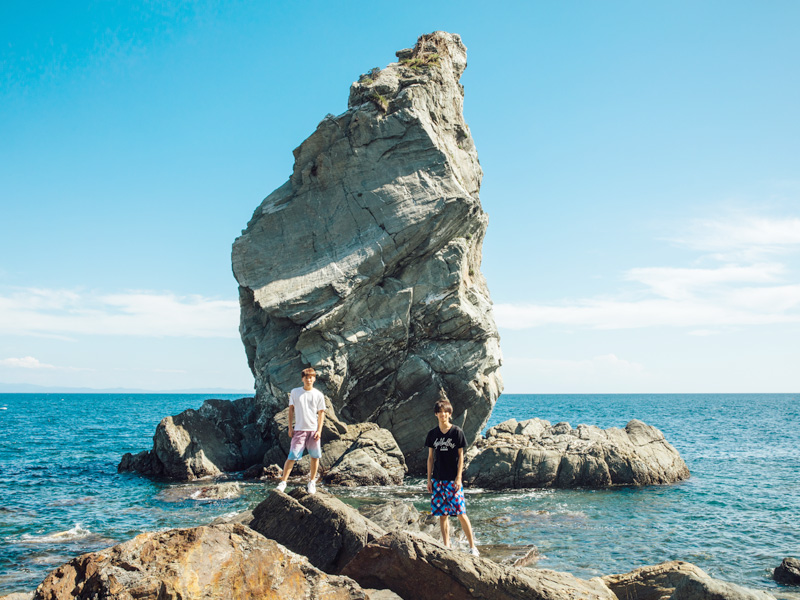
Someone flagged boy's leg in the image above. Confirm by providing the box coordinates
[306,433,322,482]
[457,513,476,549]
[281,431,308,482]
[280,458,295,482]
[439,516,450,547]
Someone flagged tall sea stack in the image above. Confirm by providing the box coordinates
[232,32,502,470]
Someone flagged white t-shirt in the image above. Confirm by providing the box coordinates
[289,387,326,431]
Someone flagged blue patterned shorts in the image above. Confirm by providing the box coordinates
[431,479,466,516]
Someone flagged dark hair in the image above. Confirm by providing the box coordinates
[434,393,453,415]
[301,368,317,377]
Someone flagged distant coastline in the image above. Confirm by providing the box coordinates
[0,383,253,394]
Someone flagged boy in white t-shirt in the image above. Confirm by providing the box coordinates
[276,368,326,494]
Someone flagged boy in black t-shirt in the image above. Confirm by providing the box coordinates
[425,395,479,556]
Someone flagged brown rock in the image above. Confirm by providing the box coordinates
[341,530,616,600]
[249,488,386,574]
[602,560,776,600]
[32,523,366,600]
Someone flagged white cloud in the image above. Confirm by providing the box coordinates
[624,263,783,300]
[495,297,800,330]
[0,356,56,369]
[670,214,800,260]
[497,213,800,331]
[0,356,92,371]
[0,288,240,338]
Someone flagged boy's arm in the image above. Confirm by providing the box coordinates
[287,405,295,437]
[314,409,325,440]
[455,447,464,491]
[426,447,434,493]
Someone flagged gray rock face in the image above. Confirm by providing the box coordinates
[774,558,800,586]
[603,561,776,600]
[357,500,439,539]
[341,530,617,600]
[464,418,690,489]
[249,488,386,574]
[32,523,367,600]
[118,397,269,480]
[263,400,407,485]
[232,31,502,472]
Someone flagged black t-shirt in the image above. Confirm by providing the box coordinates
[425,424,467,481]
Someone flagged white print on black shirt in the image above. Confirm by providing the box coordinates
[434,438,456,451]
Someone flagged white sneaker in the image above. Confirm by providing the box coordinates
[469,546,480,557]
[276,480,287,492]
[307,480,317,495]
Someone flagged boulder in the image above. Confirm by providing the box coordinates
[602,561,776,600]
[263,400,407,485]
[341,530,617,600]
[232,31,503,473]
[774,557,800,585]
[32,523,367,600]
[249,488,386,574]
[464,418,690,489]
[118,397,269,481]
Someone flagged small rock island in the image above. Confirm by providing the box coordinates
[22,31,778,600]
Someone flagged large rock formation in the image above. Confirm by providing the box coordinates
[602,561,776,600]
[118,397,269,480]
[464,418,690,489]
[119,395,406,485]
[249,489,386,574]
[232,31,502,471]
[32,523,368,600]
[341,530,617,600]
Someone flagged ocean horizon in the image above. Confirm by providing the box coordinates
[1,392,798,597]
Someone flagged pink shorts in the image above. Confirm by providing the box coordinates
[288,430,321,460]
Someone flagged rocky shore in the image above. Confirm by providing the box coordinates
[21,489,782,600]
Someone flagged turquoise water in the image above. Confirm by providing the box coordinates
[1,393,798,596]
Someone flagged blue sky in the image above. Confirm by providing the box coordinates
[1,1,799,393]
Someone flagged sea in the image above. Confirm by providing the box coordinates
[0,393,798,597]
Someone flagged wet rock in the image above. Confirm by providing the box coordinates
[241,463,281,480]
[32,523,367,600]
[0,593,33,600]
[154,482,242,502]
[603,560,776,600]
[232,31,502,473]
[118,397,269,481]
[341,530,616,600]
[775,558,800,586]
[249,489,385,574]
[465,418,690,489]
